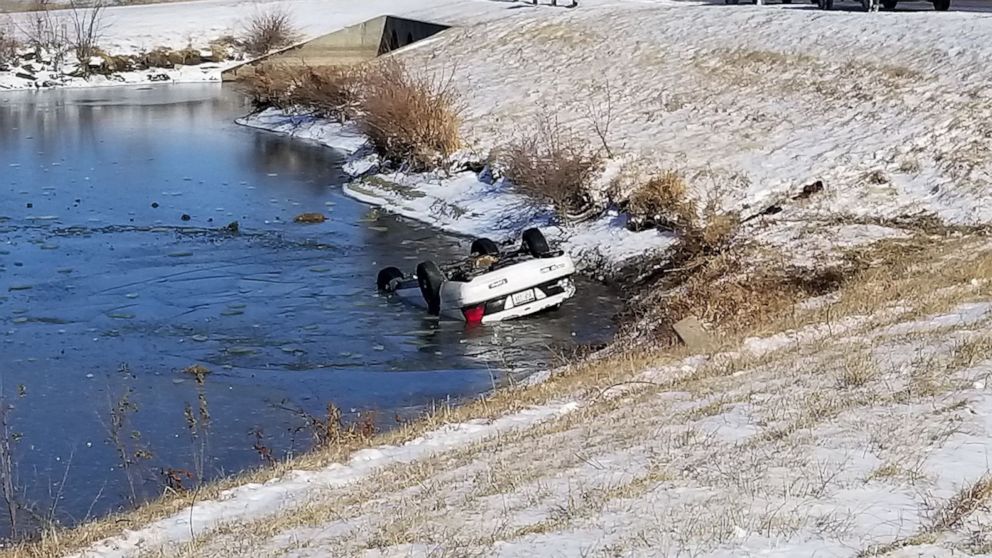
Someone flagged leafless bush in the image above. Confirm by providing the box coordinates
[240,7,299,57]
[0,19,19,67]
[500,112,602,221]
[68,0,107,70]
[16,0,108,73]
[18,2,70,69]
[627,171,697,231]
[357,59,463,171]
[584,79,617,158]
[240,64,363,121]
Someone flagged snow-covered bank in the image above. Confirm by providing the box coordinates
[239,108,677,272]
[69,402,581,558]
[237,0,992,275]
[0,0,599,90]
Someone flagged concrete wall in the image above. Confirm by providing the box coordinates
[222,16,450,82]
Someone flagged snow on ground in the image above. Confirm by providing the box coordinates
[68,402,581,558]
[84,290,992,557]
[241,0,992,270]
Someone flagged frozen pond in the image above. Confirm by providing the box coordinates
[0,84,621,533]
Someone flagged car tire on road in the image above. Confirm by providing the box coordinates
[470,238,500,257]
[416,261,445,315]
[522,228,552,258]
[377,267,404,292]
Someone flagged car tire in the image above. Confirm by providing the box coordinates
[817,0,833,8]
[782,0,792,3]
[470,238,500,257]
[416,261,444,316]
[377,267,404,292]
[522,228,552,258]
[932,0,949,10]
[882,0,897,8]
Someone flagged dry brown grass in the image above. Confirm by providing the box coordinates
[356,59,463,171]
[860,474,992,556]
[240,64,363,122]
[627,171,696,231]
[240,6,299,57]
[931,475,992,531]
[499,113,602,221]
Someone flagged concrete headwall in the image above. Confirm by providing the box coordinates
[222,16,450,81]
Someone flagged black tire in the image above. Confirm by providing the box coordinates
[416,261,444,316]
[522,228,552,258]
[882,0,897,9]
[932,0,949,10]
[377,267,404,292]
[724,0,740,4]
[817,0,833,8]
[782,0,792,3]
[470,238,500,257]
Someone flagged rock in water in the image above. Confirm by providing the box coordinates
[294,213,327,224]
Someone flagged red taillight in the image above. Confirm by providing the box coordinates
[462,304,485,324]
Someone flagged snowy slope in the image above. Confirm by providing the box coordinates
[240,0,992,270]
[75,286,992,557]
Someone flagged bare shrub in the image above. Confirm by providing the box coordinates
[357,59,462,171]
[240,7,299,57]
[18,2,70,69]
[240,64,363,122]
[627,171,697,231]
[500,112,602,221]
[584,79,617,158]
[16,0,108,73]
[68,0,107,70]
[0,19,19,67]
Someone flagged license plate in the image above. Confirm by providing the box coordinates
[511,289,536,305]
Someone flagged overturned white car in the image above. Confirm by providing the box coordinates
[376,228,576,324]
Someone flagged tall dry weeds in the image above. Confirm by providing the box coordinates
[500,113,602,221]
[356,59,462,171]
[627,171,697,231]
[240,64,362,122]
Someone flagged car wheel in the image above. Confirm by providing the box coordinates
[416,261,444,316]
[782,0,792,3]
[817,0,833,8]
[522,228,552,258]
[932,0,949,10]
[376,267,404,292]
[470,238,500,257]
[882,0,897,8]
